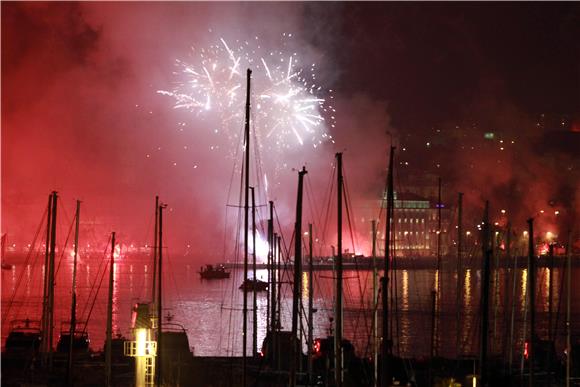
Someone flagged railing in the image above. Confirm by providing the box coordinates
[124,340,157,357]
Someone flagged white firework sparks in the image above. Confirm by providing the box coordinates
[158,33,335,150]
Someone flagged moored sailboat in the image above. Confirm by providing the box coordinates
[199,264,231,279]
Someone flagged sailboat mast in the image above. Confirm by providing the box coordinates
[157,203,166,387]
[106,232,116,387]
[242,68,252,387]
[307,223,314,382]
[508,222,518,373]
[372,220,378,387]
[291,167,307,386]
[335,153,343,387]
[251,187,258,356]
[41,193,52,363]
[456,192,463,357]
[47,191,58,369]
[152,195,159,303]
[480,201,491,385]
[277,234,282,329]
[269,201,276,334]
[68,200,81,385]
[434,177,442,357]
[382,147,394,387]
[566,231,571,387]
[527,218,535,387]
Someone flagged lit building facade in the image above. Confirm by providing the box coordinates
[385,192,452,257]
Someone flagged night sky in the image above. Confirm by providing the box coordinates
[2,2,579,257]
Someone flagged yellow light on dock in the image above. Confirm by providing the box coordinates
[136,328,147,356]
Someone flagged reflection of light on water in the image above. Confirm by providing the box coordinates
[402,270,409,311]
[399,270,410,355]
[11,266,16,293]
[464,269,472,311]
[302,272,309,300]
[26,264,31,296]
[520,268,528,313]
[113,262,119,334]
[143,264,149,294]
[461,269,472,348]
[543,268,550,312]
[129,264,134,294]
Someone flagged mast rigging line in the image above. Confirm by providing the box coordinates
[305,174,325,237]
[81,235,114,334]
[54,209,76,280]
[338,158,376,361]
[79,233,112,326]
[2,205,48,326]
[319,162,337,258]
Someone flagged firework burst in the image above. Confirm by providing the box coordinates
[158,33,335,150]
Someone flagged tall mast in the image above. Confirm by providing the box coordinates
[480,201,491,386]
[47,191,58,369]
[276,234,282,371]
[68,200,81,385]
[242,68,252,387]
[527,218,535,387]
[434,177,442,357]
[269,201,276,333]
[152,195,159,303]
[106,232,116,387]
[307,223,314,383]
[503,221,512,364]
[41,193,53,366]
[157,203,166,387]
[250,187,258,356]
[335,153,344,387]
[548,243,554,340]
[508,222,518,373]
[456,192,463,357]
[566,231,571,387]
[381,147,394,387]
[372,220,378,387]
[290,167,307,386]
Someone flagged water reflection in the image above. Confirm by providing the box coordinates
[521,268,528,313]
[461,269,472,350]
[2,256,579,359]
[113,262,119,335]
[402,270,409,311]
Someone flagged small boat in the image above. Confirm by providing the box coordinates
[4,319,42,354]
[198,264,230,279]
[239,278,268,292]
[56,321,90,353]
